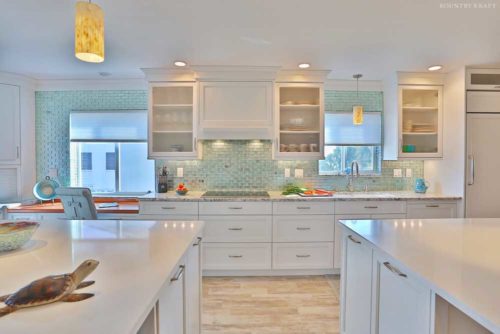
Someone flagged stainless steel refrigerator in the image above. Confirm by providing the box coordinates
[466,91,500,217]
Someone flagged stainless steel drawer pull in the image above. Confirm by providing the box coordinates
[161,206,177,210]
[193,237,202,246]
[228,207,243,210]
[296,227,311,231]
[348,235,361,244]
[425,204,440,208]
[364,206,378,209]
[228,255,243,258]
[170,265,185,282]
[296,254,311,258]
[296,206,311,210]
[383,262,407,278]
[228,227,243,231]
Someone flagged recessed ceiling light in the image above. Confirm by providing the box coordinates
[174,61,187,67]
[298,63,310,69]
[428,65,443,71]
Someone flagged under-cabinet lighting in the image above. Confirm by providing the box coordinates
[298,63,310,69]
[428,65,443,71]
[174,61,187,67]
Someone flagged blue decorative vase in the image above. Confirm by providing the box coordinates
[415,178,429,193]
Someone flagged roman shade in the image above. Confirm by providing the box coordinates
[70,110,147,142]
[325,112,382,145]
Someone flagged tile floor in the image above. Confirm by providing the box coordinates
[202,275,340,334]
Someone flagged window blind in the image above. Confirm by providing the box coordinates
[325,112,382,145]
[70,110,147,142]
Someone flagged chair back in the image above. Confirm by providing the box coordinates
[56,187,97,220]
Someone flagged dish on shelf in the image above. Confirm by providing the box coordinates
[0,221,39,252]
[289,117,305,126]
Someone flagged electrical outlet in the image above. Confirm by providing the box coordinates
[284,168,291,178]
[176,167,184,178]
[393,169,402,178]
[294,169,304,178]
[405,168,412,178]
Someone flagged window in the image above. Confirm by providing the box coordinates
[81,152,92,170]
[319,111,382,175]
[69,110,155,194]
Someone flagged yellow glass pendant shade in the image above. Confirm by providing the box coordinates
[353,105,364,125]
[75,1,104,63]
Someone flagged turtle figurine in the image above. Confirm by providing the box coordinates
[0,259,99,317]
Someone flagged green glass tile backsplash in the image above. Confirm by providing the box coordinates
[35,89,423,191]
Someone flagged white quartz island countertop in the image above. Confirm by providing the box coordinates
[0,219,204,334]
[341,218,500,333]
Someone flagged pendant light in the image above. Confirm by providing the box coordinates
[353,74,363,125]
[75,1,105,63]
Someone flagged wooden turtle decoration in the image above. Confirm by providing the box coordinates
[0,259,99,317]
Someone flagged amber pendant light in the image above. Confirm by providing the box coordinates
[353,74,363,125]
[75,1,105,63]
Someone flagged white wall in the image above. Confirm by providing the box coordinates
[424,68,466,216]
[0,72,36,200]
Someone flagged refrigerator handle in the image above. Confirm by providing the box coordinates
[468,154,475,185]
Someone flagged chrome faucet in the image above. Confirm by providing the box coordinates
[346,161,359,192]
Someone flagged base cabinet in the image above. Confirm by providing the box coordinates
[340,233,373,334]
[158,261,186,334]
[374,252,432,334]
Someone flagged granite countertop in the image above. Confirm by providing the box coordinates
[341,218,500,333]
[139,191,461,202]
[0,219,204,334]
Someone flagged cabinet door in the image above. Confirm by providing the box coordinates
[185,236,202,334]
[158,263,186,334]
[334,215,370,270]
[149,82,198,160]
[375,255,431,334]
[399,85,443,159]
[0,166,20,202]
[406,202,457,219]
[340,232,373,334]
[0,84,20,164]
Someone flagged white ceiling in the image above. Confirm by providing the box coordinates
[1,0,499,80]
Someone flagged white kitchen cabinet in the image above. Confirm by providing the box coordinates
[0,83,20,165]
[406,201,457,219]
[201,215,272,243]
[148,82,199,160]
[272,242,333,269]
[185,236,202,334]
[273,83,325,160]
[273,215,334,242]
[203,243,272,270]
[0,166,21,202]
[340,232,373,334]
[158,261,186,334]
[334,215,370,270]
[140,201,199,215]
[198,81,274,139]
[399,85,443,159]
[374,252,432,334]
[466,68,500,91]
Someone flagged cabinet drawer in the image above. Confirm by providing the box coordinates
[335,201,406,215]
[273,201,334,215]
[199,201,272,215]
[273,215,334,242]
[139,201,198,215]
[272,242,334,270]
[406,201,457,219]
[203,243,271,270]
[201,215,272,242]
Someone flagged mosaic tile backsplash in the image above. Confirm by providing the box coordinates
[35,89,423,191]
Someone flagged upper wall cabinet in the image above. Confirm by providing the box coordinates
[198,81,274,139]
[0,83,20,164]
[467,68,500,91]
[273,83,324,160]
[398,84,443,159]
[148,82,199,160]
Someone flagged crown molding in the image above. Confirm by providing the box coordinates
[141,68,196,82]
[276,70,331,83]
[0,71,37,88]
[35,78,148,91]
[325,79,383,91]
[397,71,445,85]
[191,65,281,81]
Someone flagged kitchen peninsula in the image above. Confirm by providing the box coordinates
[340,218,500,334]
[0,219,204,334]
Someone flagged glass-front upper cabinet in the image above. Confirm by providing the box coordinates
[148,82,199,159]
[274,83,324,160]
[399,85,443,158]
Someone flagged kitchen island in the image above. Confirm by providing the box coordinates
[340,218,500,334]
[0,219,204,334]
